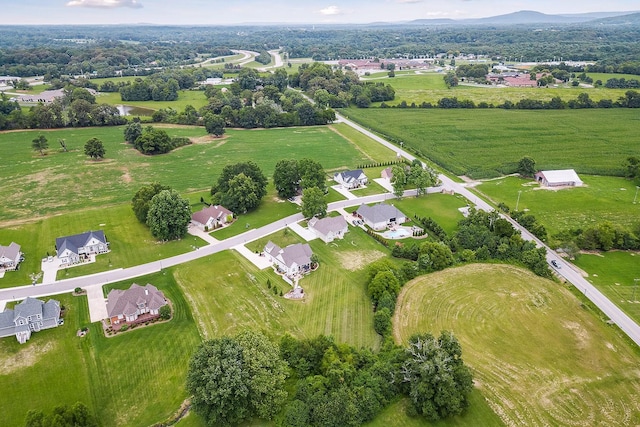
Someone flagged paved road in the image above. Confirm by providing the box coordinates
[335,111,640,348]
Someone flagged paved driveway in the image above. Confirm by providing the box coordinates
[86,284,108,323]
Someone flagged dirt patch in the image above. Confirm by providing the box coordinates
[0,341,56,375]
[120,167,132,183]
[190,134,228,146]
[339,250,386,271]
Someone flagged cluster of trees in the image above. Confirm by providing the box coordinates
[123,122,191,155]
[290,62,395,108]
[273,158,326,198]
[0,87,126,131]
[456,63,489,79]
[131,183,191,241]
[186,330,473,427]
[211,162,268,213]
[389,160,439,198]
[388,209,550,278]
[119,77,179,102]
[24,402,96,427]
[554,221,640,254]
[30,134,106,159]
[383,90,640,111]
[604,77,640,89]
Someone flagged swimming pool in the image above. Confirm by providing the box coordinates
[382,228,411,239]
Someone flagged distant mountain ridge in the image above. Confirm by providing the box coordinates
[403,10,638,26]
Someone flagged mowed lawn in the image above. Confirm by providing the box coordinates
[394,264,640,426]
[372,72,632,106]
[574,251,640,324]
[174,225,386,349]
[393,193,470,235]
[0,124,375,221]
[1,271,201,427]
[341,108,639,178]
[0,204,205,288]
[472,175,640,237]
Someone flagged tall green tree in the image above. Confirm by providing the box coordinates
[402,332,473,421]
[84,137,105,159]
[204,112,225,137]
[220,173,261,214]
[391,164,407,199]
[301,186,327,218]
[147,189,191,241]
[517,156,536,177]
[31,134,48,155]
[273,159,300,199]
[299,158,326,192]
[131,182,171,223]
[123,121,143,144]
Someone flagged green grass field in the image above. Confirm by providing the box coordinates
[393,193,469,235]
[0,202,206,288]
[394,263,640,426]
[0,124,376,222]
[472,175,640,237]
[96,88,209,113]
[372,72,632,106]
[0,270,201,427]
[573,251,640,324]
[340,108,638,178]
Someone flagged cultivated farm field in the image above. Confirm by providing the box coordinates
[341,108,639,178]
[394,264,640,427]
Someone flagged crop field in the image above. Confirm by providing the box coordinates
[370,72,632,106]
[574,251,640,324]
[393,263,640,427]
[472,175,640,236]
[0,271,201,427]
[0,124,376,221]
[341,108,639,178]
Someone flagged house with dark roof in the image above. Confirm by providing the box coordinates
[308,216,348,243]
[191,205,233,231]
[0,297,61,344]
[534,169,584,187]
[356,203,407,231]
[334,169,368,189]
[0,242,22,271]
[264,241,313,278]
[106,283,167,326]
[56,230,109,265]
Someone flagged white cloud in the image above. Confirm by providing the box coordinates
[396,0,423,3]
[319,5,341,15]
[66,0,143,9]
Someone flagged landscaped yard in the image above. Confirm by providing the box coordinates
[341,108,638,179]
[394,263,640,426]
[0,271,201,427]
[393,193,469,235]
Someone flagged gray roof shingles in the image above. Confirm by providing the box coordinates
[106,283,167,318]
[56,230,106,257]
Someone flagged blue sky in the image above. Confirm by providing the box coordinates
[4,0,638,25]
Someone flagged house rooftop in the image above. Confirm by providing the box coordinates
[191,205,232,224]
[106,283,166,319]
[0,242,20,260]
[265,241,313,269]
[537,169,583,184]
[356,203,406,223]
[308,216,347,236]
[56,230,106,257]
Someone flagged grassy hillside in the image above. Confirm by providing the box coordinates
[341,108,638,179]
[394,264,640,426]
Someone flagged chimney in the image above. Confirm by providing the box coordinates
[145,289,148,295]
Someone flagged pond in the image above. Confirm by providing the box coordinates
[116,104,155,116]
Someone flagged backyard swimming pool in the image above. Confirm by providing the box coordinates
[382,228,412,239]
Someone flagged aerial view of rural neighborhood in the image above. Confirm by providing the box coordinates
[1,0,639,426]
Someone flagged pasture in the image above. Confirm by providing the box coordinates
[340,108,639,178]
[393,263,640,427]
[0,124,379,222]
[472,175,640,236]
[371,72,632,106]
[0,270,202,427]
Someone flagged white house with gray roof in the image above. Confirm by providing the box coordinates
[308,216,348,243]
[0,297,60,344]
[334,169,368,189]
[264,241,313,278]
[56,230,109,265]
[106,283,167,326]
[0,242,22,271]
[356,203,407,231]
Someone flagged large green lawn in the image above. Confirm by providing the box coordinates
[472,175,640,237]
[393,193,469,235]
[0,270,202,427]
[394,263,640,426]
[372,72,632,106]
[0,124,376,221]
[341,108,638,178]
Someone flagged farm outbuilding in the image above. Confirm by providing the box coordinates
[535,169,583,187]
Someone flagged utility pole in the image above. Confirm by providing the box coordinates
[633,278,640,302]
[633,186,639,204]
[516,190,522,211]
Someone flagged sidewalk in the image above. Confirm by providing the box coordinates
[373,177,393,192]
[187,225,219,245]
[288,222,317,242]
[331,184,358,200]
[232,244,272,270]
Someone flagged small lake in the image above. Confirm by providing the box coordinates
[116,104,155,116]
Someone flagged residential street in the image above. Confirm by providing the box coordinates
[1,113,638,349]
